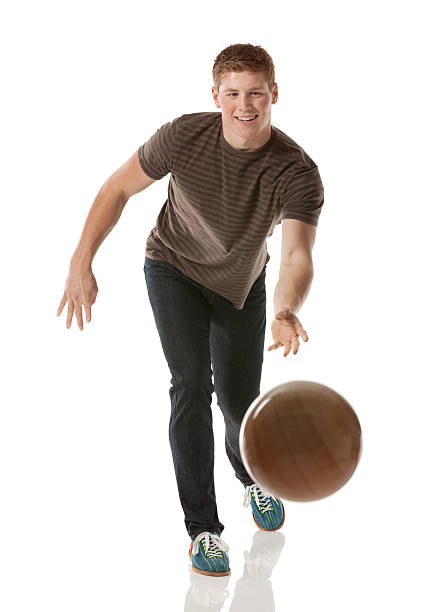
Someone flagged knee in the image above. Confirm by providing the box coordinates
[169,363,214,396]
[216,380,260,419]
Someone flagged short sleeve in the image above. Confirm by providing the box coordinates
[137,115,182,180]
[279,164,324,227]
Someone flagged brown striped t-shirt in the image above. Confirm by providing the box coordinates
[137,111,324,310]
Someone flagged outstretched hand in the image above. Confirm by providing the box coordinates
[267,310,309,357]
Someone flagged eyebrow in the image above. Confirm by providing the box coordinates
[224,87,265,92]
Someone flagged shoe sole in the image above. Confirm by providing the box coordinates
[188,546,231,576]
[252,504,285,531]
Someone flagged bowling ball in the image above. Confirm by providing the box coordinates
[239,380,362,502]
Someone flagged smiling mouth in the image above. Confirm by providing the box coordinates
[235,114,258,123]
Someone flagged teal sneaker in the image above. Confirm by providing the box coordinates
[188,531,231,576]
[243,483,285,531]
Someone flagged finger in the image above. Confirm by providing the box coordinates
[83,302,91,323]
[292,335,300,354]
[296,324,308,341]
[57,293,67,316]
[283,342,291,357]
[75,302,84,330]
[66,300,74,329]
[269,341,284,351]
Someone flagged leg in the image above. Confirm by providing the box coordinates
[209,265,267,485]
[144,257,224,540]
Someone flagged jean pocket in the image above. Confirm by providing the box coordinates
[144,257,174,270]
[144,257,184,284]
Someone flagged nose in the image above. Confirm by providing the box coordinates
[237,93,254,111]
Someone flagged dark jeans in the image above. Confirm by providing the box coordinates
[144,256,266,541]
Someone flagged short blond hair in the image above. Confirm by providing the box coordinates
[212,43,276,93]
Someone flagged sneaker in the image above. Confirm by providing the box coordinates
[188,530,231,576]
[243,483,285,531]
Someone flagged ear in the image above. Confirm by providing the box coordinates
[212,86,221,108]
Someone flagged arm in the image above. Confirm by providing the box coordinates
[273,218,316,316]
[57,151,156,330]
[70,151,156,269]
[268,218,317,357]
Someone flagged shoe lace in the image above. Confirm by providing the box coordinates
[243,483,277,512]
[192,531,229,558]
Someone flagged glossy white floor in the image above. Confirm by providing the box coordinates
[2,326,432,611]
[3,199,433,610]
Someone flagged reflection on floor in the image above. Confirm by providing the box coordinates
[184,530,285,611]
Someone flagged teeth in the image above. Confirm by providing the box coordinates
[237,116,256,121]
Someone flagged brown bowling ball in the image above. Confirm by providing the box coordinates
[239,380,362,502]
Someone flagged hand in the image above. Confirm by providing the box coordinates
[267,310,308,357]
[56,265,98,330]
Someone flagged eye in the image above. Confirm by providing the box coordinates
[226,91,262,97]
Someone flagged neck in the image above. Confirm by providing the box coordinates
[222,119,272,151]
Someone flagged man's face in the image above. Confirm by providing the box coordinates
[212,70,278,141]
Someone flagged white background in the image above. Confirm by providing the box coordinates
[1,0,433,610]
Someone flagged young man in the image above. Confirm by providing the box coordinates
[57,43,324,577]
